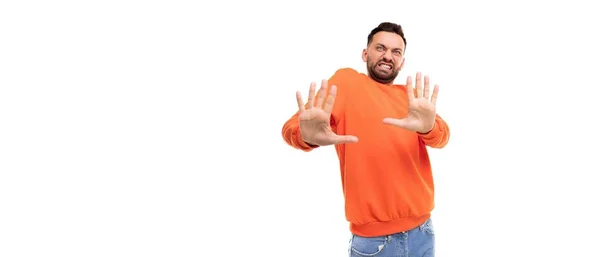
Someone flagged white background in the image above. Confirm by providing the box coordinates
[1,0,599,256]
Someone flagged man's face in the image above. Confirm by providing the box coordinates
[362,31,406,84]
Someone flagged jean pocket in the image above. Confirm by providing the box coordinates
[420,218,435,235]
[350,234,388,256]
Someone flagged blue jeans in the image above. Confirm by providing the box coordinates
[348,218,435,257]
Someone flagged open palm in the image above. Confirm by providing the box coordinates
[383,72,439,133]
[296,80,358,146]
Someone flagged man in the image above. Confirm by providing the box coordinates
[281,22,450,257]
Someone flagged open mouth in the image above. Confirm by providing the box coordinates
[377,62,393,70]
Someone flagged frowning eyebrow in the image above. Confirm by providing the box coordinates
[376,43,403,53]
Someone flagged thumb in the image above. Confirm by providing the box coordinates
[332,135,359,144]
[382,117,408,128]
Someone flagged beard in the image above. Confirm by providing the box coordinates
[367,60,400,84]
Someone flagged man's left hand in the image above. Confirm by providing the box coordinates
[383,72,439,133]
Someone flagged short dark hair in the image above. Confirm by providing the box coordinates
[367,22,407,49]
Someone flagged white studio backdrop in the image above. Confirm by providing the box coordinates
[1,0,599,256]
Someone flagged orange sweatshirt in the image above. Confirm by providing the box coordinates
[282,68,450,237]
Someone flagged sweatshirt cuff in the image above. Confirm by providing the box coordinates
[417,122,440,140]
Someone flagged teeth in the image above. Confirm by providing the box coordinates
[379,64,392,69]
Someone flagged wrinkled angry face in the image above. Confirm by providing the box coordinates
[362,31,406,84]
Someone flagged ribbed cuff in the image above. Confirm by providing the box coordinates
[417,122,440,140]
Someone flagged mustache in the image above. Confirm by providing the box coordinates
[373,60,395,68]
[377,59,394,65]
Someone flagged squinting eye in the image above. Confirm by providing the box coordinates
[393,51,402,55]
[376,46,384,51]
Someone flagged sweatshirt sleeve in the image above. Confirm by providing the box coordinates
[281,68,354,151]
[418,114,450,148]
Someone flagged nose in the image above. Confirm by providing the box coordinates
[382,50,393,62]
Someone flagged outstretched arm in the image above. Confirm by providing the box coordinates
[383,72,450,148]
[281,68,356,151]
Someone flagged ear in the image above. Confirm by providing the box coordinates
[398,57,405,70]
[361,49,367,62]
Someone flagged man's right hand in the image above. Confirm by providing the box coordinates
[295,80,359,146]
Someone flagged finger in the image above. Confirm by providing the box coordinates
[415,72,422,98]
[332,134,359,144]
[430,84,439,106]
[423,75,430,99]
[306,82,316,109]
[296,91,306,112]
[315,79,328,108]
[323,85,337,114]
[405,76,414,100]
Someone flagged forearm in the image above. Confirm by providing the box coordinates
[418,115,450,148]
